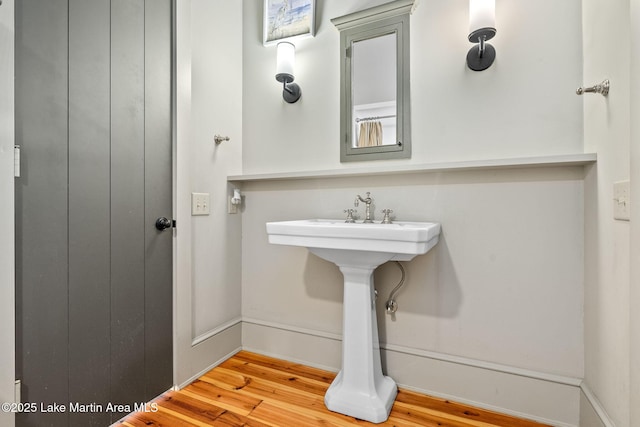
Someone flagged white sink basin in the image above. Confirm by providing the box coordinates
[266,218,441,423]
[266,219,440,261]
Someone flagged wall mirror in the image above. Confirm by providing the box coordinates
[332,0,413,162]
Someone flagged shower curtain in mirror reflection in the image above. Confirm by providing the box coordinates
[357,121,383,147]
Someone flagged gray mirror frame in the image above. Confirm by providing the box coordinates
[332,0,413,162]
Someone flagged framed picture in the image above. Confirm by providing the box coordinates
[263,0,316,45]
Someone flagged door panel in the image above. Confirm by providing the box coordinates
[15,1,173,425]
[110,0,147,416]
[15,0,70,425]
[68,0,111,425]
[144,0,174,401]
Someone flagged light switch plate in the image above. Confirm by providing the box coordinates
[613,180,630,221]
[192,192,210,216]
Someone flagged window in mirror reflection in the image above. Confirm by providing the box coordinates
[351,33,397,148]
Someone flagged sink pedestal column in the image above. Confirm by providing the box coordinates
[267,220,441,423]
[324,264,397,423]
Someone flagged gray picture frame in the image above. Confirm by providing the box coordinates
[264,0,316,46]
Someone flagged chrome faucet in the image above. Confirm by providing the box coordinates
[354,192,374,223]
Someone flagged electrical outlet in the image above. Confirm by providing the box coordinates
[191,192,210,216]
[613,180,630,221]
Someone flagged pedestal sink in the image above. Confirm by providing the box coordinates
[266,219,441,423]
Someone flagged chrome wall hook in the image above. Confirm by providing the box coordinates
[214,135,230,145]
[576,79,610,96]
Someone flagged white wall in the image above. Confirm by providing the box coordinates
[174,0,194,388]
[242,0,583,174]
[174,0,243,387]
[582,0,633,425]
[630,0,640,424]
[241,168,587,376]
[0,1,15,426]
[189,0,243,340]
[240,167,585,425]
[239,0,587,424]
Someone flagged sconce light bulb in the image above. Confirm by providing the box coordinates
[275,41,301,103]
[468,0,496,42]
[467,0,496,71]
[276,42,296,83]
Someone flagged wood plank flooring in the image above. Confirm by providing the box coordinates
[120,351,551,427]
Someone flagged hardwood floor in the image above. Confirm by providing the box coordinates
[120,351,551,427]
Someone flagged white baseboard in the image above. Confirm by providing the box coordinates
[580,383,614,427]
[192,316,243,347]
[178,321,243,389]
[178,345,242,390]
[242,319,581,427]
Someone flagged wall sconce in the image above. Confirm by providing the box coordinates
[467,0,496,71]
[275,42,302,103]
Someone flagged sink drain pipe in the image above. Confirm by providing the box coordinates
[385,261,405,314]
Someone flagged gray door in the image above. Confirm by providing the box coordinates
[15,1,173,426]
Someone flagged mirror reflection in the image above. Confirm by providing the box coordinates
[352,33,397,148]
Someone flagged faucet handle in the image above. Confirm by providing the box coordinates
[381,209,393,224]
[354,191,372,207]
[344,209,357,223]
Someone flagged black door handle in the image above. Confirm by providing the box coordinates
[155,217,173,231]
